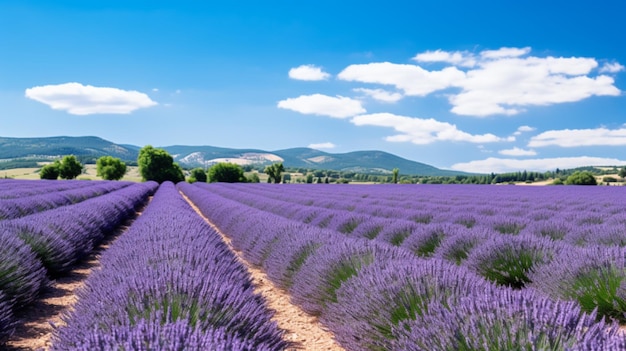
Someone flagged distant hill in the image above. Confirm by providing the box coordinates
[0,136,138,161]
[0,136,466,176]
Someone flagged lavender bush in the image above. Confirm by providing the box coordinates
[466,234,560,288]
[434,227,494,264]
[393,289,625,351]
[289,240,414,316]
[0,224,49,308]
[0,291,15,345]
[530,245,626,323]
[323,258,496,351]
[72,319,280,351]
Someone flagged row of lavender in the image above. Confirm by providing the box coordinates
[50,182,290,350]
[199,183,626,323]
[180,182,626,350]
[0,179,95,198]
[205,183,626,247]
[0,179,132,220]
[0,181,157,344]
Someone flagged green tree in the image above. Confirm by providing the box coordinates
[246,172,260,183]
[137,145,185,183]
[188,168,208,183]
[565,171,597,185]
[58,155,83,180]
[40,162,60,180]
[392,168,399,184]
[306,173,314,184]
[208,162,245,183]
[619,167,626,178]
[265,162,285,184]
[96,156,127,180]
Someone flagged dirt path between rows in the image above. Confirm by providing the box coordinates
[181,192,344,351]
[5,200,151,351]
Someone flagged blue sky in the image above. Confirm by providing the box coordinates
[1,1,625,173]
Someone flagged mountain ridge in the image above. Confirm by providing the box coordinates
[0,135,466,176]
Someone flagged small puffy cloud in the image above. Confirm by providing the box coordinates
[513,125,536,135]
[413,49,476,67]
[528,127,626,147]
[451,156,626,173]
[288,64,331,81]
[498,147,537,156]
[277,94,366,118]
[308,142,336,149]
[338,62,466,96]
[600,62,625,73]
[353,88,403,103]
[480,47,531,59]
[350,112,507,144]
[24,82,157,115]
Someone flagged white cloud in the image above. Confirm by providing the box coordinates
[451,156,626,173]
[413,49,476,67]
[350,112,507,144]
[498,147,537,156]
[480,47,531,59]
[288,64,331,81]
[308,142,336,149]
[449,55,617,117]
[24,82,157,115]
[513,125,536,135]
[353,88,403,103]
[338,62,466,96]
[528,127,626,147]
[338,47,622,117]
[600,62,625,73]
[277,94,366,118]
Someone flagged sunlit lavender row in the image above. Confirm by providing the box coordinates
[180,182,626,350]
[0,179,95,199]
[51,182,290,350]
[0,181,157,344]
[193,183,626,324]
[0,179,132,220]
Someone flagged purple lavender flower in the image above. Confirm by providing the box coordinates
[323,258,496,351]
[289,240,414,316]
[530,245,626,323]
[0,291,15,345]
[0,223,49,308]
[392,288,625,351]
[466,234,560,289]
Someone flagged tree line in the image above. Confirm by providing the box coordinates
[36,145,626,186]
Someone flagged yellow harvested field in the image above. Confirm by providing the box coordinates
[2,165,143,182]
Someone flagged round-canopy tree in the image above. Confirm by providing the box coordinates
[96,156,127,181]
[208,163,245,183]
[137,145,185,183]
[565,171,597,186]
[58,155,83,180]
[188,168,208,183]
[40,162,60,180]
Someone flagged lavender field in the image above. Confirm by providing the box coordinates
[2,180,626,350]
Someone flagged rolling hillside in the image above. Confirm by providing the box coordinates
[0,136,465,176]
